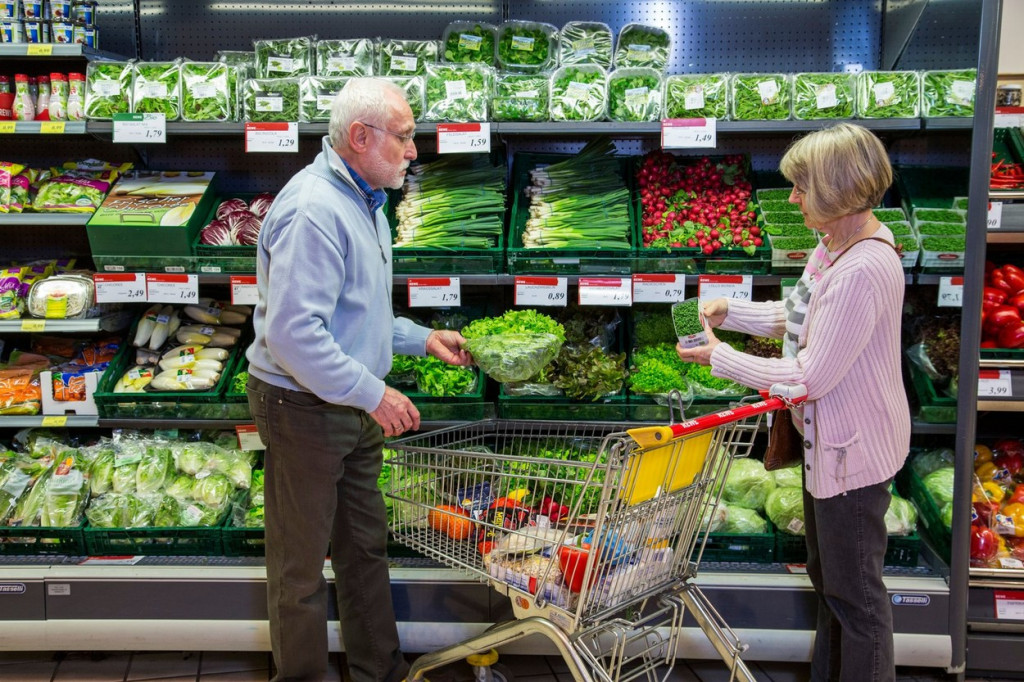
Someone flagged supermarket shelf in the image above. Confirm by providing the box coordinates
[976,399,1024,411]
[0,121,87,134]
[0,317,115,333]
[911,420,957,435]
[96,418,251,429]
[979,358,1024,369]
[0,415,98,428]
[0,213,89,227]
[922,117,975,130]
[0,44,123,60]
[986,231,1024,244]
[969,566,1024,583]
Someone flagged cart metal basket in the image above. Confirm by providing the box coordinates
[386,392,799,682]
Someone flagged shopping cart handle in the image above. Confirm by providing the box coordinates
[627,391,799,447]
[757,381,808,406]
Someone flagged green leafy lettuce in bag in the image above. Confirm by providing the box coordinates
[461,309,566,383]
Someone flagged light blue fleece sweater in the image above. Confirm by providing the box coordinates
[246,137,431,412]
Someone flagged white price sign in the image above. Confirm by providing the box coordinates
[92,273,147,303]
[632,273,687,303]
[578,278,632,306]
[978,370,1013,398]
[146,273,199,303]
[245,122,299,153]
[661,118,716,149]
[408,277,461,307]
[994,591,1024,620]
[698,275,753,302]
[514,276,567,306]
[112,113,167,143]
[995,113,1023,128]
[230,276,259,306]
[988,201,1003,229]
[436,122,491,154]
[236,425,266,451]
[937,276,963,307]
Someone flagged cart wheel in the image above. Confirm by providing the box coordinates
[465,649,515,682]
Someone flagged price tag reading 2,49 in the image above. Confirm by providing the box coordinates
[146,274,199,303]
[979,370,1013,398]
[514,276,567,306]
[436,122,491,154]
[632,274,686,303]
[578,278,632,306]
[408,277,461,307]
[697,275,753,302]
[245,122,299,153]
[937,276,963,308]
[93,273,147,303]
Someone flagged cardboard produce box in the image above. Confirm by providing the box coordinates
[86,171,218,256]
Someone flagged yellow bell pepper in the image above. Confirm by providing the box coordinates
[999,502,1024,538]
[975,444,994,465]
[983,481,1006,503]
[977,461,1012,485]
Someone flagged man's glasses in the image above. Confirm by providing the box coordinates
[360,121,415,144]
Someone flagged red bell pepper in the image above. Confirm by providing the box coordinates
[1004,264,1024,294]
[1009,483,1024,507]
[985,287,1009,305]
[989,305,1021,329]
[998,322,1024,349]
[971,524,999,564]
[989,268,1015,294]
[1008,291,1024,313]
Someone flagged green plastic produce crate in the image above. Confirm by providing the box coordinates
[894,165,969,212]
[222,355,253,420]
[773,526,921,567]
[406,368,490,421]
[221,525,265,557]
[84,523,224,556]
[697,528,775,563]
[906,359,956,424]
[0,523,86,556]
[191,193,262,273]
[900,468,951,563]
[92,254,197,273]
[497,385,627,421]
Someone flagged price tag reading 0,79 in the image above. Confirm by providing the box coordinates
[632,274,686,303]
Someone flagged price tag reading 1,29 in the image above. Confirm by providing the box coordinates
[937,276,964,308]
[245,122,299,153]
[93,273,147,303]
[632,274,686,303]
[436,122,491,154]
[661,118,717,150]
[408,277,461,307]
[578,278,632,307]
[698,275,753,303]
[112,113,167,144]
[230,276,259,306]
[978,369,1013,399]
[514,276,567,306]
[146,273,199,303]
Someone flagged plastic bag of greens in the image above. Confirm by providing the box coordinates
[613,23,671,71]
[254,36,313,78]
[414,356,478,397]
[216,51,256,120]
[387,354,417,387]
[911,447,955,478]
[382,76,425,121]
[549,65,608,122]
[663,74,729,120]
[496,20,558,73]
[40,460,88,527]
[84,61,132,120]
[766,486,805,535]
[84,443,115,496]
[792,72,855,120]
[164,474,194,502]
[243,77,300,122]
[720,504,769,534]
[172,441,221,476]
[491,73,549,122]
[772,463,803,488]
[442,21,497,66]
[424,63,493,122]
[607,67,662,122]
[921,69,976,118]
[136,444,172,496]
[111,461,139,495]
[192,473,233,510]
[559,21,613,68]
[685,364,748,398]
[463,333,563,383]
[178,499,228,527]
[378,39,438,77]
[202,449,252,490]
[720,457,776,512]
[922,466,955,507]
[731,73,791,121]
[299,75,349,122]
[885,494,919,536]
[85,493,156,528]
[316,38,375,77]
[0,461,34,524]
[131,60,182,119]
[181,61,231,122]
[857,71,920,119]
[152,494,182,527]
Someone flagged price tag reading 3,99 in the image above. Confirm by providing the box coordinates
[146,274,199,303]
[978,370,1013,398]
[93,273,148,303]
[698,275,753,302]
[408,277,461,307]
[230,276,259,306]
[937,276,963,307]
[661,118,717,150]
[632,274,686,303]
[578,278,632,306]
[988,201,1003,229]
[112,113,167,143]
[436,122,491,154]
[245,122,299,153]
[514,276,567,306]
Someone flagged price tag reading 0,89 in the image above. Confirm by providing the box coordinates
[408,277,461,307]
[697,275,753,302]
[632,274,686,303]
[514,277,567,306]
[146,274,199,303]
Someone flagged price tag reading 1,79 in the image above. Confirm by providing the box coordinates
[514,276,567,306]
[937,276,964,308]
[93,273,148,303]
[230,276,259,306]
[436,122,491,154]
[578,278,633,307]
[112,113,167,143]
[661,118,716,150]
[408,277,461,307]
[245,122,299,153]
[978,369,1013,398]
[632,274,686,303]
[146,273,199,303]
[698,275,753,302]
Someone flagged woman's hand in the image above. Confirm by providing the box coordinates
[676,327,721,366]
[701,298,729,328]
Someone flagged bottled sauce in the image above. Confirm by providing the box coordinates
[0,76,12,121]
[66,72,84,120]
[49,72,68,120]
[13,74,36,121]
[35,74,50,121]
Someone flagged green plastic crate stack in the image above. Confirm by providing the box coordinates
[913,207,966,270]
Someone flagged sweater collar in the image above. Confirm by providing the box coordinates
[322,136,388,213]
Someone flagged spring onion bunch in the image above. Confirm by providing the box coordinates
[394,156,506,249]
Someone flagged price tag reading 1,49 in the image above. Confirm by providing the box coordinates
[146,273,199,303]
[245,122,299,153]
[436,122,491,154]
[698,275,753,302]
[979,369,1013,398]
[408,277,461,307]
[93,273,147,303]
[661,118,717,150]
[514,276,567,306]
[578,278,632,307]
[632,273,686,303]
[230,276,259,306]
[937,276,964,308]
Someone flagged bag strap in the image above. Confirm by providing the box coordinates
[829,235,901,266]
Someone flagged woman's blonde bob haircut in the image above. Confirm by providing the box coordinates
[779,122,893,225]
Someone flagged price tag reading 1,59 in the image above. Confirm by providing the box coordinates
[93,273,147,303]
[146,273,199,303]
[979,369,1013,399]
[661,118,717,150]
[408,277,461,307]
[436,122,491,154]
[937,276,963,308]
[698,275,753,302]
[578,278,633,307]
[514,276,567,306]
[245,122,299,153]
[230,276,259,306]
[632,274,686,303]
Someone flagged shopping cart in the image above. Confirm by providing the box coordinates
[386,384,805,682]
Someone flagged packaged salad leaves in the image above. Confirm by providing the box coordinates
[254,36,314,78]
[921,69,976,118]
[663,74,729,119]
[731,73,791,120]
[441,21,497,66]
[131,61,182,120]
[607,67,662,122]
[549,65,607,122]
[491,73,549,122]
[424,63,493,122]
[559,21,613,68]
[382,76,425,121]
[181,62,231,122]
[378,39,439,77]
[315,38,375,77]
[792,72,855,120]
[299,76,348,122]
[613,23,671,71]
[243,77,301,122]
[496,20,558,73]
[857,70,920,119]
[84,61,132,120]
[216,51,255,120]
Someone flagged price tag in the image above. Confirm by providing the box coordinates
[27,44,53,56]
[514,276,567,306]
[780,277,799,300]
[146,273,199,303]
[978,369,1013,398]
[436,122,491,154]
[112,113,167,143]
[245,121,299,153]
[632,273,686,303]
[78,556,145,565]
[698,275,753,302]
[937,276,963,307]
[408,277,461,307]
[236,425,266,451]
[988,201,1003,229]
[578,278,632,307]
[0,121,15,134]
[40,416,68,427]
[661,118,716,149]
[230,276,259,306]
[995,113,1023,128]
[994,591,1024,620]
[39,121,65,134]
[20,319,45,332]
[93,273,147,303]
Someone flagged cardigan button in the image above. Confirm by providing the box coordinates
[805,464,811,471]
[805,418,811,424]
[803,440,812,449]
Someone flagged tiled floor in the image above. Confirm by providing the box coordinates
[0,651,1018,682]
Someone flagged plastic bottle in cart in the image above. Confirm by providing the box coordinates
[34,74,50,121]
[0,76,12,121]
[66,72,84,120]
[13,74,36,121]
[49,72,67,120]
